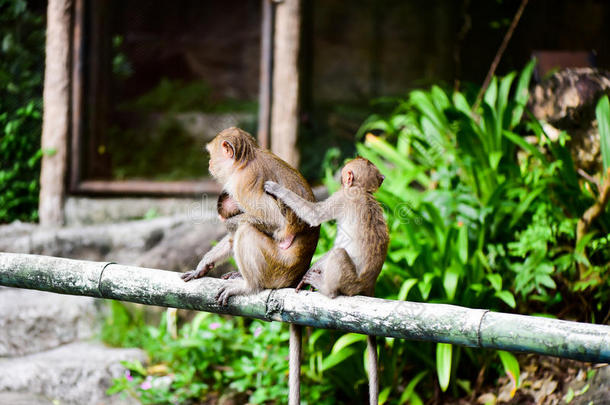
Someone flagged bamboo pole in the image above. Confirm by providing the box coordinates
[0,253,608,363]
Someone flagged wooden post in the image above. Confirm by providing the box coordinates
[270,0,301,168]
[39,0,73,226]
[257,0,274,150]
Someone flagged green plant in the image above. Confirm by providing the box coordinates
[311,61,609,401]
[596,95,610,172]
[105,63,610,404]
[104,303,335,404]
[0,0,45,223]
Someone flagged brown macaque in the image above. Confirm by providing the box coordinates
[181,128,319,405]
[217,191,242,223]
[181,127,320,304]
[264,157,389,405]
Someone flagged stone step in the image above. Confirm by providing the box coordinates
[0,341,147,405]
[0,288,98,357]
[0,392,54,405]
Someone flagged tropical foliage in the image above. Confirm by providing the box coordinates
[0,0,45,223]
[107,62,609,403]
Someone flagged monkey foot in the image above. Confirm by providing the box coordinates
[302,268,322,289]
[221,271,242,280]
[216,285,237,305]
[296,268,321,292]
[279,233,296,250]
[216,280,250,305]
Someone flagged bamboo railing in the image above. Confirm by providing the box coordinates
[0,252,608,363]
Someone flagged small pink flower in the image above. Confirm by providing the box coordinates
[125,370,133,382]
[209,322,221,330]
[140,377,152,390]
[254,326,263,338]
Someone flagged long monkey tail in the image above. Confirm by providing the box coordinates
[367,335,379,405]
[289,324,302,405]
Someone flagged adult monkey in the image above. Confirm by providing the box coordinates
[181,127,319,404]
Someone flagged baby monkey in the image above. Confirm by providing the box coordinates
[264,157,389,405]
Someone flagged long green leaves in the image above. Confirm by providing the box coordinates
[347,61,610,400]
[596,95,610,171]
[436,343,453,392]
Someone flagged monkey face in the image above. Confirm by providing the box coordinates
[341,157,384,192]
[206,127,257,181]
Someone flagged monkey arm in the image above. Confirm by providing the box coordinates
[182,234,233,282]
[264,181,337,226]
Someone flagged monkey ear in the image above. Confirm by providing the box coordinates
[221,140,235,159]
[345,170,354,187]
[379,174,385,186]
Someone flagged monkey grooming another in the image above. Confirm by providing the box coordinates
[181,128,319,404]
[264,157,389,405]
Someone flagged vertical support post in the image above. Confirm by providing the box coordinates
[70,0,83,191]
[39,0,73,226]
[270,0,301,168]
[257,0,274,150]
[288,323,302,405]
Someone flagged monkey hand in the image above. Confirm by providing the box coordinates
[263,180,282,196]
[181,259,215,282]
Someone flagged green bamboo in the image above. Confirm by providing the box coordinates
[0,252,608,362]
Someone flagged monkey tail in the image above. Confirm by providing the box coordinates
[367,335,379,405]
[289,324,302,405]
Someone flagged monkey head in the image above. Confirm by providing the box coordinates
[341,157,385,193]
[206,127,257,182]
[217,191,242,220]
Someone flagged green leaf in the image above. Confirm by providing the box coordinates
[563,387,575,403]
[498,350,520,391]
[42,148,57,156]
[457,224,469,264]
[436,343,452,392]
[331,333,366,355]
[536,274,557,289]
[443,265,460,301]
[418,273,435,301]
[511,59,535,128]
[484,76,498,109]
[487,274,502,291]
[509,186,546,229]
[494,290,516,308]
[321,347,356,371]
[502,130,548,166]
[411,90,445,131]
[398,278,418,301]
[452,92,471,115]
[121,359,147,376]
[379,386,392,405]
[595,95,610,171]
[398,370,427,404]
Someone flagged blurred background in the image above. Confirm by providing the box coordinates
[1,0,609,404]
